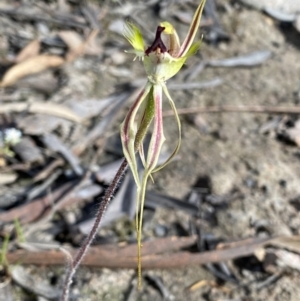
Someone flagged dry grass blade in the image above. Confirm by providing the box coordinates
[163,105,300,117]
[0,55,64,87]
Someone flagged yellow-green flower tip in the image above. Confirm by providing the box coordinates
[123,21,144,52]
[160,21,175,34]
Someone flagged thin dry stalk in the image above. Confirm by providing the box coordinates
[163,105,300,116]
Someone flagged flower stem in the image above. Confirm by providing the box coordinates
[60,158,128,301]
[60,86,156,300]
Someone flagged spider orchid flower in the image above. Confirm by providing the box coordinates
[120,0,206,286]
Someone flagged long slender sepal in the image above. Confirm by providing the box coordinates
[145,85,165,171]
[120,83,152,187]
[136,84,165,288]
[132,87,155,267]
[178,0,206,57]
[153,83,181,173]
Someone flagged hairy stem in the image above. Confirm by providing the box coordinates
[60,158,128,301]
[61,83,156,300]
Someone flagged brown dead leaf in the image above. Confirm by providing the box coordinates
[0,55,64,88]
[15,40,40,63]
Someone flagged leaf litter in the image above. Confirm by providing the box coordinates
[0,0,300,300]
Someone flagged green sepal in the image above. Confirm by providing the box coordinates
[120,83,152,187]
[153,83,181,173]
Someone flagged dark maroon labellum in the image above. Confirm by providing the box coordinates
[145,26,167,56]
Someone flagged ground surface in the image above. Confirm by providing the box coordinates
[1,0,300,300]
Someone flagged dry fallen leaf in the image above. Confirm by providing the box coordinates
[15,39,41,63]
[0,172,18,185]
[58,31,82,54]
[0,55,64,88]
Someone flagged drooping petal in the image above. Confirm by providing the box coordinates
[178,0,206,58]
[153,82,181,173]
[136,84,165,288]
[120,83,152,186]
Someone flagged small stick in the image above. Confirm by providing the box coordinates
[163,105,300,117]
[60,158,128,301]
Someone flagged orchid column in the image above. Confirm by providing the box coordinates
[121,0,207,286]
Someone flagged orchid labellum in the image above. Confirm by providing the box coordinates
[120,0,206,286]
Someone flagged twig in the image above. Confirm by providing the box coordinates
[0,182,74,223]
[6,236,271,269]
[59,158,128,301]
[163,105,300,117]
[33,158,64,182]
